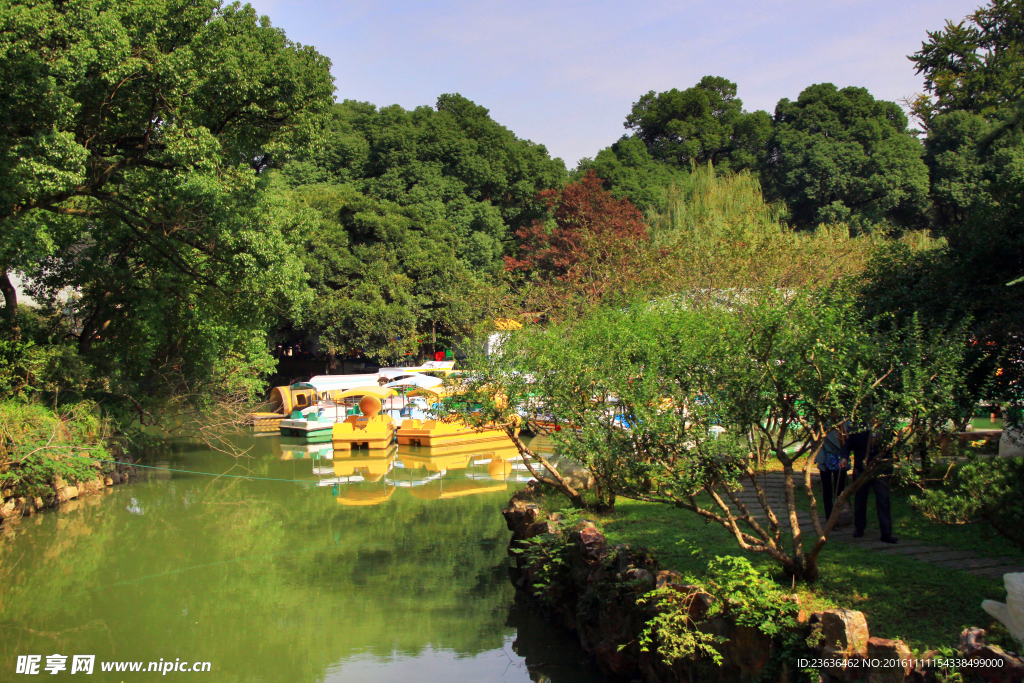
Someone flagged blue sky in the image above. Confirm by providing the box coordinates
[247,0,982,167]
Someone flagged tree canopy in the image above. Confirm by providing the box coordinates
[763,83,930,232]
[276,96,567,275]
[624,76,772,173]
[909,0,1024,127]
[574,135,690,213]
[0,0,334,400]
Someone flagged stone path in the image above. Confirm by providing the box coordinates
[722,472,1024,579]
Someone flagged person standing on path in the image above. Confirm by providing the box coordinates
[848,428,898,543]
[817,426,851,522]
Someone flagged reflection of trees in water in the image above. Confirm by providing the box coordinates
[0,445,526,682]
[506,595,610,683]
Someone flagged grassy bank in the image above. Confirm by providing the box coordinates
[529,483,1012,653]
[597,498,1008,651]
[0,400,118,507]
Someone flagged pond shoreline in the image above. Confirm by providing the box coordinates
[0,457,137,529]
[502,483,1024,683]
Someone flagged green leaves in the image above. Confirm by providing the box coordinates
[0,0,333,404]
[911,456,1024,549]
[764,84,930,232]
[624,76,771,174]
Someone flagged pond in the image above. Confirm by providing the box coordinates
[0,433,605,682]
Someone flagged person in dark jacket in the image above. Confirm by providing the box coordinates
[816,427,851,522]
[847,428,897,543]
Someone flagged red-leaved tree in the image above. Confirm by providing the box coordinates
[505,172,655,314]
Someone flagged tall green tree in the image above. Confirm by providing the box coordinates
[0,0,334,399]
[909,0,1024,128]
[623,76,772,173]
[275,183,492,362]
[269,95,567,362]
[859,0,1024,413]
[277,96,567,274]
[764,83,930,232]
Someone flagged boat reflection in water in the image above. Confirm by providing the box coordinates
[275,439,534,507]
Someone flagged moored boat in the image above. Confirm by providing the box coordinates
[331,391,398,452]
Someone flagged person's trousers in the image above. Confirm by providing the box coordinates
[819,469,847,521]
[854,474,893,538]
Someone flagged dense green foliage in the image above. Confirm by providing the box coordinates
[909,0,1024,126]
[763,84,930,231]
[268,96,567,359]
[0,400,114,499]
[451,288,969,580]
[863,0,1024,411]
[277,96,566,270]
[639,555,800,669]
[575,135,690,213]
[911,456,1024,550]
[0,0,333,405]
[624,77,772,174]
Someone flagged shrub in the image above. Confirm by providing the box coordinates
[911,456,1024,549]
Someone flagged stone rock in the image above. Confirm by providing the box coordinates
[817,609,870,659]
[548,512,566,522]
[982,573,1024,648]
[1000,427,1024,458]
[960,627,987,654]
[54,475,67,490]
[867,637,913,683]
[959,627,1024,683]
[33,496,43,510]
[524,521,561,539]
[654,569,682,590]
[104,476,113,486]
[964,646,1024,683]
[572,527,607,565]
[1,488,10,498]
[623,568,654,592]
[0,498,16,520]
[503,500,541,533]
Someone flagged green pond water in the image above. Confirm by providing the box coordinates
[0,433,605,682]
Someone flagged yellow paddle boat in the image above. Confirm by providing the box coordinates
[408,478,508,500]
[331,389,397,452]
[397,419,516,449]
[245,383,320,431]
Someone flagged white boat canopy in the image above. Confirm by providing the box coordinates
[384,375,444,390]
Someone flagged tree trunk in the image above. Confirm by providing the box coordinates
[0,267,20,340]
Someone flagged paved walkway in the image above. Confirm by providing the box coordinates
[724,472,1024,579]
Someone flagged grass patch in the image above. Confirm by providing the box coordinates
[593,497,1008,652]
